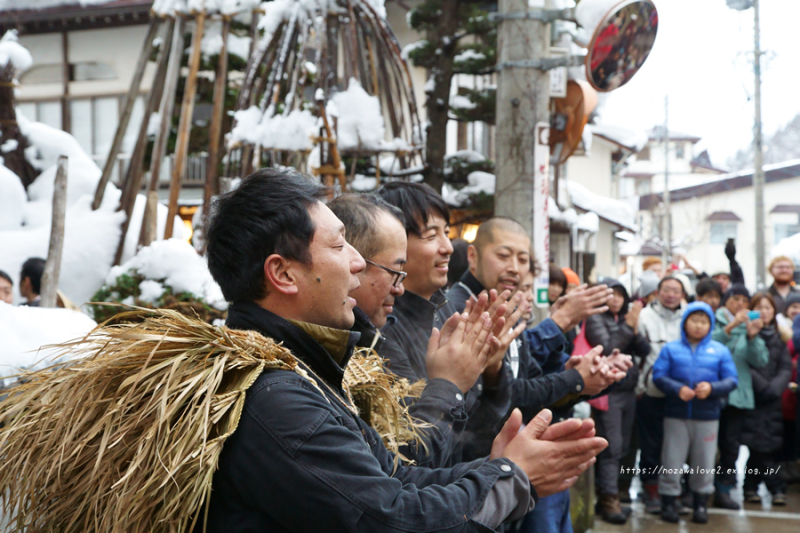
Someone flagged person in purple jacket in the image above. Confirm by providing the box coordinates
[652,302,738,525]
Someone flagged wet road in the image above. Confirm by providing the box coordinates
[594,485,800,533]
[594,448,800,533]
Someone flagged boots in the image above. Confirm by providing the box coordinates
[692,492,709,524]
[643,483,661,514]
[598,493,630,524]
[661,495,680,523]
[713,486,740,510]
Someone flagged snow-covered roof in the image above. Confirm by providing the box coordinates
[639,158,800,210]
[591,124,648,153]
[567,181,637,232]
[647,125,701,144]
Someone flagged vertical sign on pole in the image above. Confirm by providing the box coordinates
[534,122,551,308]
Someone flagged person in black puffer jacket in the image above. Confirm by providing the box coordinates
[742,293,793,505]
[585,279,651,524]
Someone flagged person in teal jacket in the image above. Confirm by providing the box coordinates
[711,284,769,509]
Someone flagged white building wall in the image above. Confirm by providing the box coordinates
[669,176,800,291]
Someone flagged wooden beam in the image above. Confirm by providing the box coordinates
[140,190,159,248]
[40,156,68,308]
[113,17,174,266]
[92,17,160,210]
[164,11,206,239]
[60,31,71,133]
[201,16,230,227]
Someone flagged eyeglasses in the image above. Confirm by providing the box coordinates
[365,259,407,288]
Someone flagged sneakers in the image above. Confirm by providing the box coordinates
[598,493,630,525]
[660,495,680,523]
[643,483,661,514]
[692,492,709,524]
[772,492,787,506]
[713,489,740,510]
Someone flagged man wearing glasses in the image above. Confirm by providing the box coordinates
[329,193,487,467]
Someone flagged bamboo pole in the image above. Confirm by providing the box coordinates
[113,18,174,266]
[201,17,230,225]
[140,190,160,248]
[164,11,206,239]
[40,156,68,308]
[92,18,160,210]
[138,16,186,247]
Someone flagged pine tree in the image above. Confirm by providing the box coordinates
[405,0,498,193]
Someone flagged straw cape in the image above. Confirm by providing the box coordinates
[0,308,427,532]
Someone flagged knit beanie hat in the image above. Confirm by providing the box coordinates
[728,284,750,299]
[638,270,660,298]
[562,267,580,286]
[784,291,800,309]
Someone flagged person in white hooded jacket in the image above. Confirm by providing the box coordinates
[635,276,686,513]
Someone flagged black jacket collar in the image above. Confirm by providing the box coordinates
[352,306,394,351]
[458,271,485,297]
[226,301,360,392]
[392,289,448,329]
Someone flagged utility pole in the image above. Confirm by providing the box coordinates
[753,0,766,287]
[494,0,550,242]
[662,95,671,267]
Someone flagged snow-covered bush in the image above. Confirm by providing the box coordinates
[89,239,227,324]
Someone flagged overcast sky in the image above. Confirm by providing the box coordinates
[600,0,800,168]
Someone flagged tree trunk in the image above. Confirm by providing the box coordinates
[40,156,68,308]
[0,64,38,188]
[422,0,459,194]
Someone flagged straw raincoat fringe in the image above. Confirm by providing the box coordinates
[0,308,426,532]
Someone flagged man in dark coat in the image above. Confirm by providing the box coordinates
[200,169,608,532]
[377,183,517,463]
[330,193,484,467]
[767,256,799,315]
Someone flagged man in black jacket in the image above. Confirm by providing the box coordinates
[446,218,628,443]
[377,182,519,463]
[202,169,608,532]
[330,193,487,467]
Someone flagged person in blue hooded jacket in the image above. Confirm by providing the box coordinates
[652,302,738,525]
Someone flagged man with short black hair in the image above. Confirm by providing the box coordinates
[696,279,723,312]
[0,270,13,305]
[201,169,608,532]
[19,257,45,307]
[377,183,517,462]
[330,193,482,467]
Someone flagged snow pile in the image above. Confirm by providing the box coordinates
[576,211,599,233]
[106,239,227,311]
[328,79,385,151]
[229,106,317,151]
[198,20,252,59]
[567,180,637,231]
[351,174,377,192]
[450,94,476,110]
[443,171,495,207]
[0,303,97,388]
[0,164,25,230]
[153,0,261,15]
[401,40,428,60]
[772,232,800,267]
[454,49,486,64]
[592,123,649,153]
[1,196,126,306]
[0,30,32,72]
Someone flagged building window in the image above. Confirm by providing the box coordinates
[16,100,62,130]
[20,62,117,84]
[638,146,651,161]
[675,143,685,159]
[635,178,651,196]
[775,223,800,243]
[710,222,738,244]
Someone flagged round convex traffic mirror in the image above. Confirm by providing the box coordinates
[584,0,658,92]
